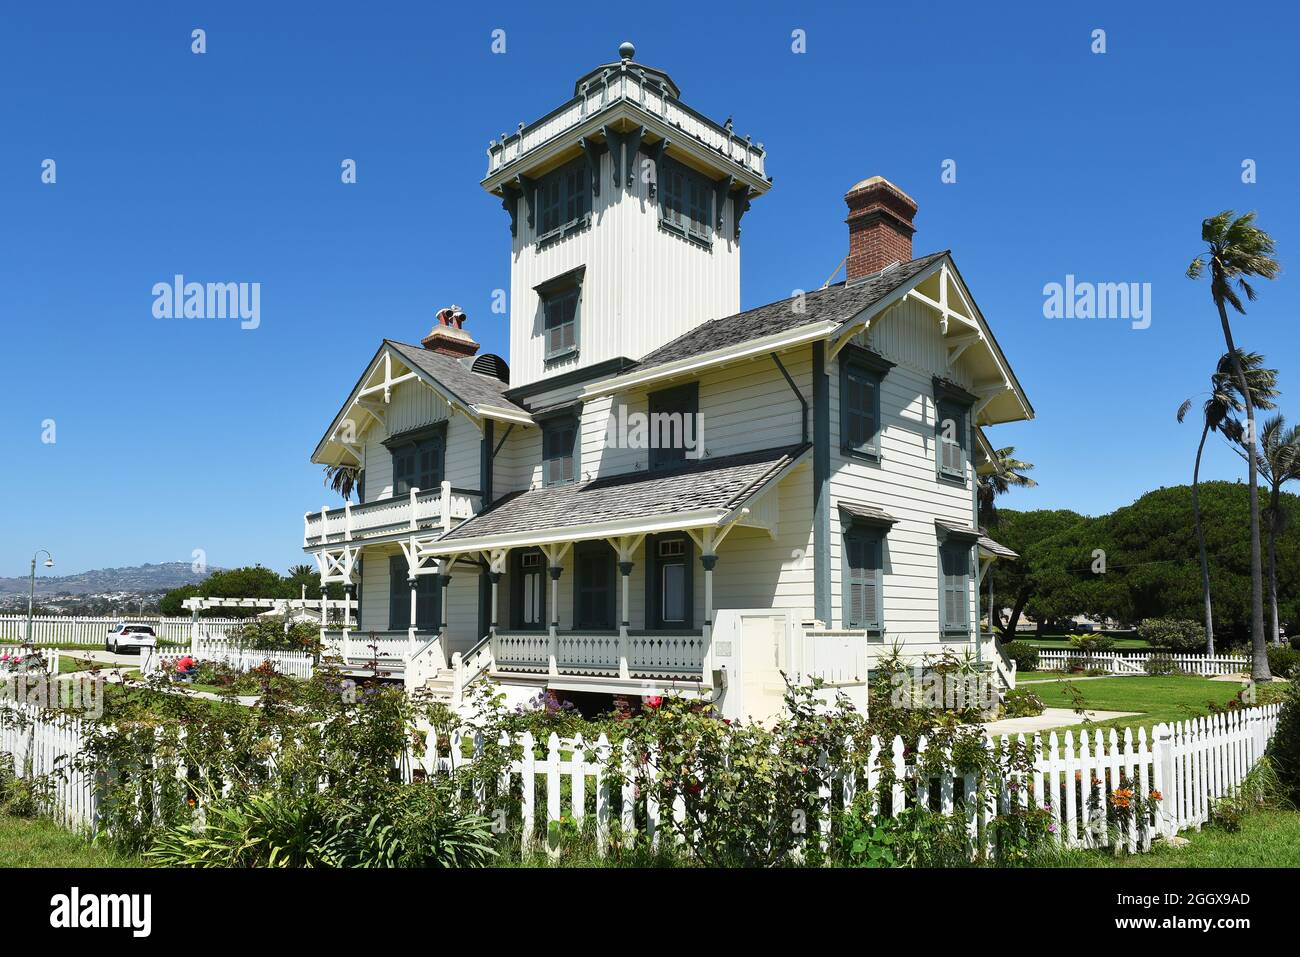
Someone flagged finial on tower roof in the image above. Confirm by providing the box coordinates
[618,41,635,61]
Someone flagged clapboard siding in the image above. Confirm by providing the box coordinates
[509,150,741,389]
[358,378,482,504]
[827,297,980,647]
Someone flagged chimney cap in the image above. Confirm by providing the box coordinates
[422,306,479,357]
[845,175,917,208]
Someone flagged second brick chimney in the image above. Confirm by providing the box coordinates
[421,305,480,358]
[844,176,918,282]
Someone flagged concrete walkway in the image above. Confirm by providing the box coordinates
[982,707,1141,735]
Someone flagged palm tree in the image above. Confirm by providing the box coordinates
[1256,415,1300,646]
[1188,211,1281,681]
[1177,351,1278,655]
[977,447,1037,530]
[323,464,360,502]
[978,447,1036,636]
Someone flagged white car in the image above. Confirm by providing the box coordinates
[106,623,158,654]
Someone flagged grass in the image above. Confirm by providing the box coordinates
[1021,674,1265,735]
[0,814,141,867]
[1016,635,1153,650]
[1036,809,1300,867]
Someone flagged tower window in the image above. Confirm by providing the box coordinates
[536,157,591,244]
[659,156,713,246]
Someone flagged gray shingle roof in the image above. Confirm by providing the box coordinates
[625,251,949,374]
[838,501,897,526]
[978,534,1018,560]
[935,518,1018,559]
[385,340,529,416]
[440,443,810,544]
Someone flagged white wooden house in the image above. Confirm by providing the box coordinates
[303,43,1032,720]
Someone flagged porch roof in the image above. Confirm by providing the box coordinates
[935,518,1018,560]
[429,443,810,552]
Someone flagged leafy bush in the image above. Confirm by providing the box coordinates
[1068,633,1115,654]
[1137,617,1206,653]
[1267,680,1300,806]
[0,754,51,818]
[1002,688,1045,718]
[147,786,497,868]
[1266,645,1300,680]
[1143,653,1182,676]
[229,614,321,653]
[1002,641,1038,672]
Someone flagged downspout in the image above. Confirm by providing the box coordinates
[812,342,831,626]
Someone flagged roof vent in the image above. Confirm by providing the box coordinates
[468,352,510,384]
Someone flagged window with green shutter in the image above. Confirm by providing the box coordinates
[840,346,893,462]
[385,425,445,496]
[659,156,713,245]
[536,157,591,242]
[574,541,616,630]
[939,542,971,636]
[843,528,884,637]
[936,400,967,479]
[542,415,578,487]
[542,286,579,360]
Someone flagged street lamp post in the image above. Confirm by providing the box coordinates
[26,549,54,644]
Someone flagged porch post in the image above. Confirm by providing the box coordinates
[343,584,354,630]
[618,561,633,679]
[548,565,562,676]
[701,554,718,640]
[489,571,502,635]
[409,576,418,629]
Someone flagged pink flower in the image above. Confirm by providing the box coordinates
[644,695,663,709]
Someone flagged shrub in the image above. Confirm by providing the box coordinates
[1002,641,1039,672]
[1143,653,1182,676]
[1266,645,1300,680]
[228,614,321,653]
[1068,633,1115,654]
[1268,680,1300,806]
[1137,617,1206,653]
[1002,688,1045,718]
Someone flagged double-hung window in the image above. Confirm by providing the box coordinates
[939,541,972,637]
[541,414,578,487]
[840,346,893,462]
[843,526,884,638]
[648,382,699,471]
[659,156,713,245]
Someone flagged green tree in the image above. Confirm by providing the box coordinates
[1187,210,1281,680]
[1177,351,1278,654]
[1256,415,1300,646]
[984,509,1088,636]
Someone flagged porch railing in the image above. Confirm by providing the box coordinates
[303,481,480,546]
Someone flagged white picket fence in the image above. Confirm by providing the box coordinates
[0,614,245,647]
[398,704,1283,856]
[0,645,62,674]
[2,698,1282,857]
[1036,650,1249,677]
[145,639,314,680]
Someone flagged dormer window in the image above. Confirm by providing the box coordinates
[541,414,579,486]
[537,157,591,245]
[659,156,712,246]
[536,267,584,362]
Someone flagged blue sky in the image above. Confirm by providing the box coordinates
[3,1,1298,579]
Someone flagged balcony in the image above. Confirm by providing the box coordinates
[482,66,767,190]
[304,481,480,548]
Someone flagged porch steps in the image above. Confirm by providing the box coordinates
[422,670,456,703]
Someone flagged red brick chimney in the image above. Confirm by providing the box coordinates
[844,176,917,282]
[421,305,479,358]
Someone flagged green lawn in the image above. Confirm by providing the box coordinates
[1024,674,1255,735]
[1038,809,1300,867]
[1016,635,1153,651]
[0,814,140,867]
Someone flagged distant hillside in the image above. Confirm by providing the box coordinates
[0,562,218,597]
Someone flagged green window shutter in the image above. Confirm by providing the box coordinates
[842,364,879,456]
[543,417,577,486]
[415,575,439,631]
[543,287,579,359]
[941,544,969,633]
[388,555,409,630]
[937,402,967,478]
[844,532,882,632]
